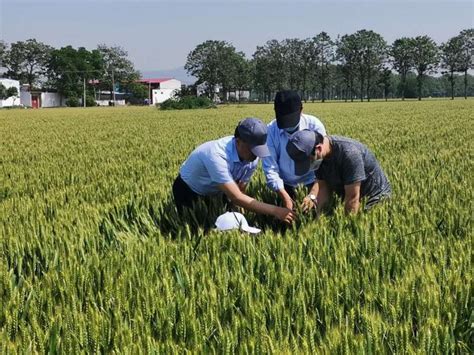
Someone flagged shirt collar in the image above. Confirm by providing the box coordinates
[231,137,241,163]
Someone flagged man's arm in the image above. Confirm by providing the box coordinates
[277,188,294,210]
[262,128,292,208]
[218,182,296,224]
[302,179,330,213]
[343,182,361,214]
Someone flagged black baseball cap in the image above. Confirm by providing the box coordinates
[286,129,319,175]
[236,118,270,158]
[274,90,302,129]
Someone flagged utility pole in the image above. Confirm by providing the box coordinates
[111,68,116,106]
[83,77,86,107]
[148,81,151,105]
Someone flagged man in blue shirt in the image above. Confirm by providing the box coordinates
[262,90,326,210]
[173,117,296,224]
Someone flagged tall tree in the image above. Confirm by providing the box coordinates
[4,39,52,88]
[185,40,244,101]
[337,34,359,102]
[47,46,103,103]
[0,41,7,69]
[97,44,140,98]
[0,83,7,99]
[359,30,387,101]
[252,40,286,102]
[440,35,464,99]
[346,30,387,102]
[457,29,474,99]
[378,67,392,101]
[217,47,247,102]
[313,32,334,102]
[411,36,439,100]
[281,38,306,92]
[390,38,415,100]
[233,56,252,102]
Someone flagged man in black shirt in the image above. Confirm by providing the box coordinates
[286,130,391,214]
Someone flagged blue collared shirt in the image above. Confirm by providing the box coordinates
[262,113,327,190]
[179,136,258,196]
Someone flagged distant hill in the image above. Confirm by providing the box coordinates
[140,67,196,85]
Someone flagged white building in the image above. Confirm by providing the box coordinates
[137,78,181,105]
[0,78,21,108]
[19,85,66,108]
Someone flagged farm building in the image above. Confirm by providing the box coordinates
[0,78,21,108]
[20,85,66,108]
[137,78,181,105]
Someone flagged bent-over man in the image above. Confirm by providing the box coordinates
[173,117,296,224]
[286,130,391,214]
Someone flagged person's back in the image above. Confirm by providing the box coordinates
[316,136,391,203]
[180,136,257,196]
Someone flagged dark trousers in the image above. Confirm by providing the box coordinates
[172,175,201,213]
[172,175,231,216]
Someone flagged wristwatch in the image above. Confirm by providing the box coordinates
[309,194,318,207]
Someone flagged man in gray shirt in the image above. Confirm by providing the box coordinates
[286,130,391,213]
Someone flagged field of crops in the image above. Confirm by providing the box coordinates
[0,100,472,352]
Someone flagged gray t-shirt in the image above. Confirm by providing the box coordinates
[316,136,391,200]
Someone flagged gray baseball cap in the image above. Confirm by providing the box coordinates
[237,117,270,158]
[286,129,318,175]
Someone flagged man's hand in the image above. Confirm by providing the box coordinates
[219,182,296,223]
[301,195,316,213]
[237,181,246,193]
[273,207,296,224]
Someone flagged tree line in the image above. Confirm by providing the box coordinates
[185,29,473,102]
[0,40,147,106]
[1,29,472,105]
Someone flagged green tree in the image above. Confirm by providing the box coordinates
[378,67,392,101]
[411,35,439,100]
[457,29,473,99]
[0,84,18,100]
[349,30,387,102]
[390,38,415,100]
[440,35,464,99]
[281,38,307,93]
[312,32,334,102]
[0,41,7,69]
[233,56,252,102]
[0,83,7,99]
[97,44,140,99]
[123,82,149,104]
[47,46,103,104]
[336,34,359,101]
[218,48,247,102]
[252,40,286,102]
[3,39,52,89]
[185,40,246,102]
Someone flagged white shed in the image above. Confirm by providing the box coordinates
[138,78,181,105]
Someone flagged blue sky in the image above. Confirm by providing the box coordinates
[1,0,473,71]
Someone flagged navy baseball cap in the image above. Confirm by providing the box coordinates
[274,90,302,129]
[237,118,270,158]
[286,129,319,175]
